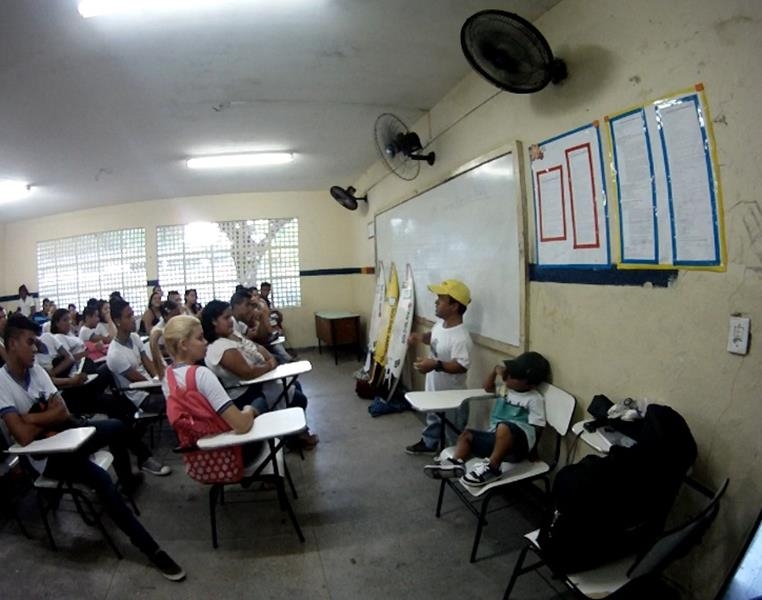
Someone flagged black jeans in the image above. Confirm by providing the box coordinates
[43,418,159,556]
[62,366,154,465]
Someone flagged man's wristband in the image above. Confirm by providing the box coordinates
[434,360,444,372]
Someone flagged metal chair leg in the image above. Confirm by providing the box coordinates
[503,544,531,599]
[435,479,447,517]
[209,484,222,549]
[470,491,494,563]
[75,490,123,559]
[36,491,57,551]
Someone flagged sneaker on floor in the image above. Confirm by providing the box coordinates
[140,457,171,476]
[150,549,186,582]
[405,439,438,456]
[462,461,502,486]
[424,457,466,480]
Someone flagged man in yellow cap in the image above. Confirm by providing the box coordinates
[405,279,473,455]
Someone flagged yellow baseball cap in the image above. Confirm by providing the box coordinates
[427,279,471,306]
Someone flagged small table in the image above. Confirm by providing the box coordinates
[238,360,312,410]
[197,407,307,545]
[405,389,488,450]
[314,311,361,365]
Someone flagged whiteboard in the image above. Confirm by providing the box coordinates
[375,150,525,349]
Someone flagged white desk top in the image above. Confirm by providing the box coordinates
[128,377,162,390]
[9,426,96,455]
[197,407,306,450]
[239,360,312,386]
[405,389,490,412]
[571,420,613,453]
[270,336,286,345]
[83,373,99,385]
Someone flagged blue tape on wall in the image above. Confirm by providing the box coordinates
[529,265,677,287]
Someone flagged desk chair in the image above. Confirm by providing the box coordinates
[173,409,305,549]
[0,444,31,538]
[434,382,576,562]
[2,425,132,559]
[503,478,729,599]
[109,381,165,449]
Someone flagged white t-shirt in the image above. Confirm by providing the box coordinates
[0,363,58,473]
[79,325,96,342]
[106,333,150,407]
[425,321,473,391]
[491,385,546,450]
[161,364,234,415]
[17,295,36,316]
[205,333,267,399]
[37,332,64,371]
[94,322,112,339]
[57,333,85,356]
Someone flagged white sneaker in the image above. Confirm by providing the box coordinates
[140,457,171,476]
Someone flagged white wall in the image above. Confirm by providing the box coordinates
[1,190,370,348]
[353,1,762,597]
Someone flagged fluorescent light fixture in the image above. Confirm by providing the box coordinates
[78,0,223,18]
[186,152,295,169]
[0,180,32,204]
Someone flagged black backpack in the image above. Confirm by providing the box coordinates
[538,404,697,573]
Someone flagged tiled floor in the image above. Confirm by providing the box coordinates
[0,349,572,599]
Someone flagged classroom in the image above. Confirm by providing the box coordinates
[0,1,760,598]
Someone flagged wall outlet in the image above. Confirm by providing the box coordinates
[727,315,750,355]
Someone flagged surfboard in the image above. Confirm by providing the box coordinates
[383,263,415,398]
[362,261,386,373]
[371,261,399,377]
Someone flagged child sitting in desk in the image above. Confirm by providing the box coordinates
[424,351,550,487]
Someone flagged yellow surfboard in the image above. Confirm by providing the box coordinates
[372,261,399,369]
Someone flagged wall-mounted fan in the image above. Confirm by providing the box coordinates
[330,185,367,210]
[461,10,567,93]
[374,113,435,181]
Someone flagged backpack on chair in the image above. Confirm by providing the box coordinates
[165,365,244,484]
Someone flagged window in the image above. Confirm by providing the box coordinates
[156,218,301,307]
[37,228,147,309]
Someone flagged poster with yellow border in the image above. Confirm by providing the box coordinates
[605,83,726,271]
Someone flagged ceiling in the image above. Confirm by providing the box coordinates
[0,0,560,223]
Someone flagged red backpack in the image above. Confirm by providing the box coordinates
[166,365,244,484]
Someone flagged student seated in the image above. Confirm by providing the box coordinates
[161,315,268,467]
[106,299,171,477]
[424,351,550,486]
[140,291,162,336]
[79,304,109,361]
[0,314,185,581]
[95,299,117,343]
[201,301,317,449]
[147,300,184,380]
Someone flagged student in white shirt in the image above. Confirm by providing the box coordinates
[106,299,170,476]
[0,313,185,581]
[16,284,36,317]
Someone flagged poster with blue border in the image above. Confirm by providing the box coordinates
[606,84,726,270]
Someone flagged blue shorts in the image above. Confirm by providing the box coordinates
[469,422,529,463]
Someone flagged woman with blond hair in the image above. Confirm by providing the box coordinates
[161,315,257,436]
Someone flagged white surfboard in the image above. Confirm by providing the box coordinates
[363,261,386,373]
[383,263,415,398]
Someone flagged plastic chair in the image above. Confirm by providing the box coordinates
[503,478,729,598]
[174,437,301,549]
[435,382,576,562]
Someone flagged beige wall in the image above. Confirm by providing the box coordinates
[354,1,761,597]
[1,190,368,348]
[1,0,759,594]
